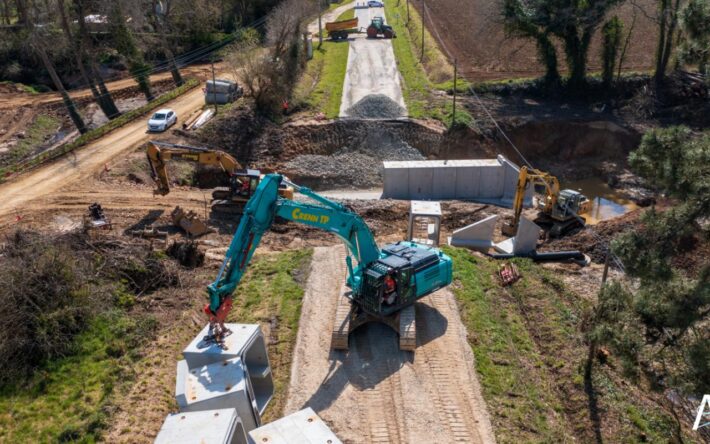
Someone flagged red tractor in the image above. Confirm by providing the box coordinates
[367,17,396,38]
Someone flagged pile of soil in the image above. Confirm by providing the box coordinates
[345,94,406,119]
[284,127,424,189]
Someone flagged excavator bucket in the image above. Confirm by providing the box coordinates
[171,206,212,237]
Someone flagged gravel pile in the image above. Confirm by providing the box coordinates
[285,127,424,189]
[345,94,406,119]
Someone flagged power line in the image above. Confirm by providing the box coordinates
[418,0,627,273]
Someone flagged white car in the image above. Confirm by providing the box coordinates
[148,108,177,132]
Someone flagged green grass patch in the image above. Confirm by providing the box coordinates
[382,2,473,127]
[443,246,683,443]
[0,78,200,183]
[5,115,59,163]
[0,311,157,443]
[336,7,355,21]
[227,249,313,421]
[295,40,350,118]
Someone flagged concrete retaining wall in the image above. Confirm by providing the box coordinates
[382,155,533,207]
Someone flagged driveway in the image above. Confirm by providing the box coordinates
[339,6,407,118]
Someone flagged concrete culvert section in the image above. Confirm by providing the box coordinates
[285,246,496,444]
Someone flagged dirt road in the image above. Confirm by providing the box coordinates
[339,7,407,118]
[0,85,206,222]
[285,246,496,443]
[0,64,213,108]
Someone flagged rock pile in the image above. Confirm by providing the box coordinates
[345,94,406,119]
[285,127,424,189]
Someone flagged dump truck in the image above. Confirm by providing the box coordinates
[325,17,360,40]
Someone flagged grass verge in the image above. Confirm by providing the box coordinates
[229,249,313,422]
[444,246,684,443]
[295,40,350,118]
[102,249,313,442]
[0,311,157,442]
[383,2,473,127]
[5,115,59,163]
[0,78,200,183]
[336,6,355,21]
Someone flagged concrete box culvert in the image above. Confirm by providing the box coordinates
[247,408,342,444]
[176,357,261,433]
[382,155,533,207]
[182,323,274,418]
[155,408,248,444]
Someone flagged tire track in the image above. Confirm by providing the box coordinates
[416,293,485,444]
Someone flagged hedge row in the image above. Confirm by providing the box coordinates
[0,77,200,183]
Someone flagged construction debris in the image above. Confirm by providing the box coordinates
[167,240,205,268]
[171,206,211,237]
[83,202,112,231]
[128,225,168,239]
[498,262,520,286]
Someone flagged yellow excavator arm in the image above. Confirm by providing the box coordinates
[503,166,562,236]
[146,141,243,196]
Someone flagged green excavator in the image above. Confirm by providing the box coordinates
[203,174,452,351]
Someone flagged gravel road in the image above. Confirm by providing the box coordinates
[339,7,407,119]
[285,246,496,443]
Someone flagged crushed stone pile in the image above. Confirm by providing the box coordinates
[285,127,424,189]
[345,94,406,119]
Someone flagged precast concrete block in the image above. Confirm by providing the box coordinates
[512,216,541,254]
[154,408,248,444]
[448,215,498,252]
[183,324,273,417]
[493,216,541,255]
[478,164,504,199]
[408,166,433,200]
[455,165,481,199]
[432,165,456,199]
[247,408,342,444]
[175,358,260,433]
[382,162,409,199]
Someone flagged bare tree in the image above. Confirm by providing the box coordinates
[19,0,87,133]
[149,0,184,87]
[55,0,121,119]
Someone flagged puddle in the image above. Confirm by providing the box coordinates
[564,177,638,225]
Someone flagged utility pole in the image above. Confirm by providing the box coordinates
[420,1,425,62]
[452,58,457,127]
[211,57,218,114]
[318,5,323,48]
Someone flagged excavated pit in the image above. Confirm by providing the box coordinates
[196,112,646,208]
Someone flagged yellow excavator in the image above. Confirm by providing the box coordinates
[503,166,592,238]
[146,141,294,214]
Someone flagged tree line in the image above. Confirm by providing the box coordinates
[502,0,710,89]
[0,0,284,132]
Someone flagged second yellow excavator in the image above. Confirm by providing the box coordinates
[503,166,592,238]
[146,141,294,214]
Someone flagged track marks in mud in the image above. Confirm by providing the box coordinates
[286,246,495,444]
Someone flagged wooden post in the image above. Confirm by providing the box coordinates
[602,250,610,284]
[452,58,457,126]
[211,58,218,114]
[420,0,425,62]
[318,8,323,48]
